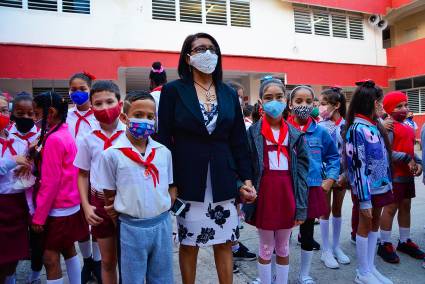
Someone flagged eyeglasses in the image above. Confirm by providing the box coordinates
[191,46,217,54]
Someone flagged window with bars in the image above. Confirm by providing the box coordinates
[0,0,22,8]
[28,0,57,11]
[230,0,250,27]
[62,0,90,14]
[293,4,364,40]
[205,0,227,25]
[180,0,202,23]
[152,0,176,21]
[405,89,425,114]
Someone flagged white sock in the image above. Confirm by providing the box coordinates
[332,217,342,250]
[275,263,289,284]
[380,229,391,244]
[356,234,369,276]
[368,231,379,271]
[92,241,101,262]
[257,262,272,284]
[78,240,92,259]
[5,274,15,284]
[320,219,330,252]
[399,227,410,243]
[28,270,41,282]
[232,243,240,253]
[46,278,64,284]
[300,249,313,278]
[65,255,82,284]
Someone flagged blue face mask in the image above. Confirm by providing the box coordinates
[262,100,286,119]
[128,118,156,139]
[70,90,89,105]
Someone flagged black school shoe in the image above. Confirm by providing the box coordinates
[377,242,400,263]
[81,257,95,284]
[297,234,321,250]
[233,263,240,273]
[92,260,102,284]
[233,242,257,261]
[397,239,425,259]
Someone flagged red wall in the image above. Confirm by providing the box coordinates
[387,38,425,80]
[413,114,425,140]
[0,44,394,87]
[287,0,390,14]
[391,0,414,8]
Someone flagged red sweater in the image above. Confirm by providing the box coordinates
[392,121,415,179]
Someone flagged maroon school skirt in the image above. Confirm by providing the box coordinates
[307,186,329,219]
[352,190,395,208]
[254,170,296,230]
[43,209,89,251]
[392,182,415,203]
[90,190,115,239]
[0,192,29,265]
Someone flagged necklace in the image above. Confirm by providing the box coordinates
[194,81,216,103]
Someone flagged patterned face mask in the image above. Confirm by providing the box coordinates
[127,118,156,139]
[293,105,313,120]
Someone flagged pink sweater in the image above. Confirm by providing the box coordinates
[33,124,81,225]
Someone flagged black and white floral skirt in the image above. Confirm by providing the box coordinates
[177,167,239,247]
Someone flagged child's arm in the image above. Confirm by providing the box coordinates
[0,156,30,176]
[98,150,118,225]
[104,190,117,226]
[166,150,177,205]
[321,130,340,192]
[78,169,103,225]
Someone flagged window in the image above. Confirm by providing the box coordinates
[395,78,413,90]
[230,0,250,27]
[413,76,425,88]
[180,0,202,23]
[0,0,22,8]
[205,0,227,25]
[33,88,71,104]
[152,0,176,21]
[28,0,57,11]
[294,4,364,40]
[62,0,90,14]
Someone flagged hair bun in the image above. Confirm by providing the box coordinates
[355,79,375,88]
[331,85,342,92]
[83,71,96,80]
[151,61,164,73]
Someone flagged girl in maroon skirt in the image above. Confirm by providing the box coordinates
[243,78,309,284]
[0,94,32,284]
[287,86,340,284]
[31,92,89,284]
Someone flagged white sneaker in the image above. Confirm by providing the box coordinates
[297,276,316,284]
[371,268,393,284]
[333,247,351,264]
[354,272,381,284]
[321,250,339,269]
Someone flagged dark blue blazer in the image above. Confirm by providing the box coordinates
[158,78,252,203]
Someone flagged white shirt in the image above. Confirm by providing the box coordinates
[0,134,28,194]
[266,129,289,171]
[98,135,173,219]
[73,121,126,191]
[9,125,40,145]
[150,89,161,114]
[66,106,99,142]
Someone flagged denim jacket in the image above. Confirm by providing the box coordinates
[305,119,340,186]
[242,120,309,221]
[346,117,392,209]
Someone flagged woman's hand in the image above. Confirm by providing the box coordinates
[359,208,372,219]
[31,224,44,233]
[82,204,103,226]
[321,179,334,193]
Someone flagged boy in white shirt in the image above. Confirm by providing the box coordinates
[98,92,175,284]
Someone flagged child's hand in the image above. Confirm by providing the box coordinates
[382,117,394,131]
[83,204,103,226]
[321,179,334,192]
[104,204,118,221]
[408,159,417,175]
[13,155,31,167]
[415,164,423,176]
[169,186,178,206]
[31,224,44,233]
[239,185,257,204]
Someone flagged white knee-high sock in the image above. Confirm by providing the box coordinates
[5,274,15,284]
[368,231,379,271]
[320,219,330,252]
[78,240,92,259]
[399,227,410,243]
[46,278,64,284]
[332,217,342,250]
[380,229,391,244]
[257,262,272,284]
[300,249,313,278]
[92,241,101,261]
[356,234,369,276]
[275,263,289,284]
[65,255,81,284]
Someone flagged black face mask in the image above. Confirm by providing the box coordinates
[12,116,35,134]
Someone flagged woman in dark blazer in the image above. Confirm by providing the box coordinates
[158,33,255,284]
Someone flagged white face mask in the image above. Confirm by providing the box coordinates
[188,50,218,74]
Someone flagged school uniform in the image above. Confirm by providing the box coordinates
[33,124,88,251]
[9,124,40,146]
[74,121,126,238]
[150,85,162,115]
[0,134,30,265]
[66,106,99,140]
[98,135,173,284]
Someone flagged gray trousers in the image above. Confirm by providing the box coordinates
[118,211,173,284]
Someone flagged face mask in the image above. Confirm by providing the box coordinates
[311,107,320,118]
[319,105,334,120]
[70,90,89,106]
[262,100,286,119]
[13,116,35,133]
[392,110,408,122]
[128,118,156,139]
[189,50,218,74]
[0,113,10,131]
[293,105,313,120]
[93,103,122,124]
